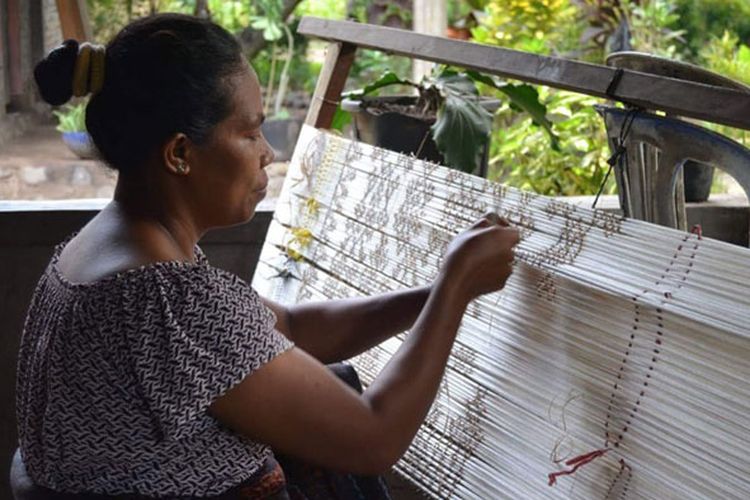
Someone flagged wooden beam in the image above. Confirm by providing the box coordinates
[298,17,750,131]
[55,0,92,41]
[305,42,357,128]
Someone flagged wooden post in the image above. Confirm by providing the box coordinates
[412,0,446,82]
[6,0,23,100]
[55,0,91,41]
[304,42,357,129]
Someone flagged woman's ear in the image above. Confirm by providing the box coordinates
[162,133,191,175]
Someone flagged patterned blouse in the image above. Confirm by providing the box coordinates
[15,237,294,497]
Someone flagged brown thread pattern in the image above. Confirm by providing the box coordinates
[602,233,700,496]
[604,459,633,499]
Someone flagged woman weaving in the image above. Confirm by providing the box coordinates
[14,14,519,499]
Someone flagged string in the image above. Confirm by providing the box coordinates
[253,125,750,499]
[548,448,611,486]
[593,107,640,210]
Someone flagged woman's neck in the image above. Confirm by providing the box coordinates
[113,174,202,262]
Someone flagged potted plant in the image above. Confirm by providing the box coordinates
[53,99,97,160]
[340,67,558,176]
[250,0,301,161]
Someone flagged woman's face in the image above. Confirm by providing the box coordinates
[185,64,274,228]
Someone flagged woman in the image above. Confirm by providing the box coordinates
[16,13,518,499]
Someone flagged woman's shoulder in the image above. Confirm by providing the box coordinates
[55,214,208,286]
[51,232,211,290]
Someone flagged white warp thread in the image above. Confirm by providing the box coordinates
[252,125,750,500]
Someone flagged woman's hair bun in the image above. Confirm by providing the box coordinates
[34,39,79,106]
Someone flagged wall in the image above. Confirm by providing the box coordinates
[42,0,61,55]
[0,0,57,149]
[0,203,273,498]
[0,0,7,125]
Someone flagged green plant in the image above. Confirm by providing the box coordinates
[295,0,346,20]
[471,0,582,55]
[250,0,294,117]
[489,90,614,196]
[53,101,88,133]
[700,31,750,86]
[623,0,686,59]
[344,67,557,174]
[697,31,750,159]
[675,0,750,58]
[471,0,612,195]
[578,0,687,60]
[87,1,252,44]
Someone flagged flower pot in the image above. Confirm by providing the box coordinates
[61,131,97,160]
[261,118,302,162]
[683,160,714,203]
[341,95,500,176]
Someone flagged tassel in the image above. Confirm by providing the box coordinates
[548,448,610,486]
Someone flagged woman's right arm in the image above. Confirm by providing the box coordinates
[209,216,518,475]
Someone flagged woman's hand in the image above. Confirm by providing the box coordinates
[439,213,520,304]
[210,213,520,476]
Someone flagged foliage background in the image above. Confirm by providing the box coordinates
[84,0,750,196]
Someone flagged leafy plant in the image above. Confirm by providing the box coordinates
[675,0,750,58]
[471,0,612,195]
[87,0,252,43]
[250,0,294,117]
[344,67,557,174]
[471,0,582,55]
[699,31,750,86]
[294,0,346,20]
[53,101,88,133]
[489,90,614,196]
[697,31,750,156]
[578,0,686,60]
[623,0,686,59]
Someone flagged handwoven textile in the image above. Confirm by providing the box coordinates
[253,125,750,499]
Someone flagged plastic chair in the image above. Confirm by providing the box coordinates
[596,106,750,232]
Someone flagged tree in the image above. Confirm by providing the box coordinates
[194,0,210,19]
[239,0,303,59]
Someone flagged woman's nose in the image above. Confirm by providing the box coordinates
[261,138,275,167]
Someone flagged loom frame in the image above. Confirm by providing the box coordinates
[298,17,750,132]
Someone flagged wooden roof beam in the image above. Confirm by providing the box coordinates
[297,17,750,131]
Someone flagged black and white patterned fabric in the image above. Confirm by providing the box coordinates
[15,237,294,497]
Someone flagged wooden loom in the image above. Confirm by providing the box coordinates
[253,18,750,499]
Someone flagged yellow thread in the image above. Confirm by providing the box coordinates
[286,248,303,261]
[305,197,320,215]
[290,227,313,246]
[285,132,342,262]
[286,227,314,261]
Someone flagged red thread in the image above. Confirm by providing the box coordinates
[691,224,703,239]
[548,448,610,486]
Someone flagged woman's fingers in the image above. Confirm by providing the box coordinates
[475,212,510,228]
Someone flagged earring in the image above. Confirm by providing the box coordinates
[175,161,188,174]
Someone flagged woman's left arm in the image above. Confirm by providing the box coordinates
[262,286,431,364]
